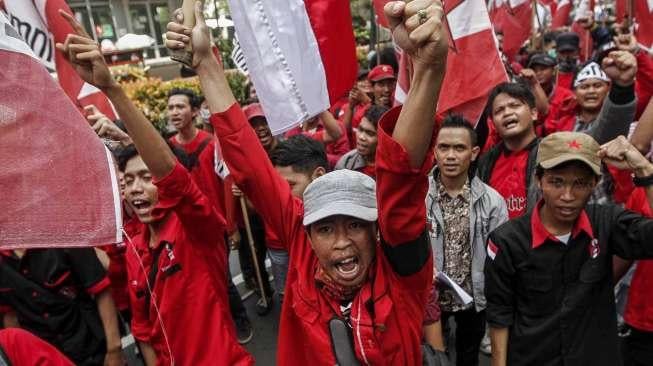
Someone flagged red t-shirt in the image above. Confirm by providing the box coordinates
[624,188,653,332]
[0,328,74,366]
[125,163,253,366]
[211,104,433,366]
[489,149,530,218]
[557,71,574,91]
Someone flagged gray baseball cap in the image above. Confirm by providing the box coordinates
[302,169,378,226]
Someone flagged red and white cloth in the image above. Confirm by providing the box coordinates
[2,0,116,119]
[226,0,357,135]
[395,0,508,126]
[0,12,122,249]
[551,0,572,28]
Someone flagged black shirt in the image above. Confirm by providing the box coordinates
[0,248,109,365]
[485,203,653,366]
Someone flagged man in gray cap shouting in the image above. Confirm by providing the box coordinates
[485,132,653,366]
[165,0,449,364]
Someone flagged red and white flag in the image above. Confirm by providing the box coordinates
[373,0,391,29]
[489,0,532,60]
[551,0,572,28]
[395,0,508,125]
[487,239,499,260]
[572,0,594,62]
[2,0,116,119]
[226,0,358,135]
[0,13,122,249]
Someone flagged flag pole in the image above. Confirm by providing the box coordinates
[530,0,541,51]
[239,196,269,307]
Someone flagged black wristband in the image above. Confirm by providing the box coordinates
[609,83,635,105]
[633,173,653,187]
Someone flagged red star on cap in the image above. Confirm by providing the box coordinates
[568,140,582,149]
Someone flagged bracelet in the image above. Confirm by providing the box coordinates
[633,173,653,187]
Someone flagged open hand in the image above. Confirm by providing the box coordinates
[383,0,448,69]
[55,11,116,90]
[165,1,212,68]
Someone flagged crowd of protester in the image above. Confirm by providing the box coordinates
[2,1,653,365]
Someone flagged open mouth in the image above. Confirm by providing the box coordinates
[502,116,519,129]
[334,256,360,280]
[131,199,152,215]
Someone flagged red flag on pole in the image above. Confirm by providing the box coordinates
[634,0,653,48]
[0,13,122,249]
[489,0,532,60]
[551,0,572,28]
[395,0,509,125]
[3,0,116,119]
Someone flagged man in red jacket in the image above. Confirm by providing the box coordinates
[57,11,253,365]
[166,0,448,363]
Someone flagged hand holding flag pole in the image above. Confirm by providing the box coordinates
[170,0,203,67]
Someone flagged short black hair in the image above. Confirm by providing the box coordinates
[363,105,389,129]
[440,114,478,147]
[487,82,536,112]
[270,135,328,175]
[168,88,200,109]
[115,142,194,172]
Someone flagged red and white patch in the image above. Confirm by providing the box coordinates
[588,238,600,259]
[487,239,499,260]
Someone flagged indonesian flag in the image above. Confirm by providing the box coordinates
[489,0,532,60]
[572,0,594,62]
[395,0,508,126]
[2,0,116,120]
[551,0,572,28]
[487,239,499,260]
[635,0,653,48]
[226,0,357,135]
[0,13,122,249]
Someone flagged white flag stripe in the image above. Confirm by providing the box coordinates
[447,0,492,40]
[0,13,40,60]
[226,0,330,135]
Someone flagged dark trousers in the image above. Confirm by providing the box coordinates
[622,326,653,366]
[228,265,249,323]
[237,214,273,298]
[442,308,486,366]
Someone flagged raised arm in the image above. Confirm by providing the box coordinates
[55,11,175,178]
[384,0,447,168]
[165,3,301,247]
[588,51,637,144]
[631,98,653,155]
[319,110,343,143]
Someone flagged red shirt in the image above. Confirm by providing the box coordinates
[624,188,653,332]
[557,71,574,91]
[338,102,371,149]
[285,120,351,169]
[0,328,73,366]
[211,104,433,365]
[125,163,253,366]
[169,129,235,234]
[489,148,530,218]
[543,85,577,135]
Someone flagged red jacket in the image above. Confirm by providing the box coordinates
[169,130,236,235]
[624,189,653,332]
[0,328,73,366]
[211,104,433,365]
[635,51,653,120]
[543,85,577,135]
[125,163,253,366]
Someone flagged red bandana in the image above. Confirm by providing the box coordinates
[314,265,364,302]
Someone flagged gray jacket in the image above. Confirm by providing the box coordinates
[426,173,508,312]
